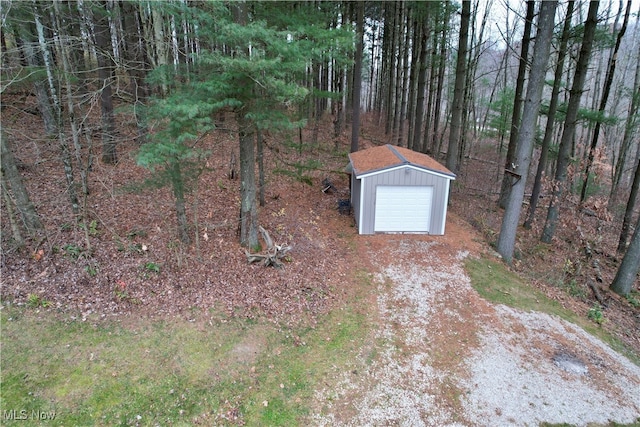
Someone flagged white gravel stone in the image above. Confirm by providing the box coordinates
[312,242,640,426]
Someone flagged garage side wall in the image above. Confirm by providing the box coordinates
[360,167,451,235]
[350,173,362,233]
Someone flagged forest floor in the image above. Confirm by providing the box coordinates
[2,96,640,424]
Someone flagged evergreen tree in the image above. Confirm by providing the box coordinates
[136,87,214,244]
[137,2,351,247]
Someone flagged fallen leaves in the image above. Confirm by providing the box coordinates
[1,97,356,326]
[32,249,44,261]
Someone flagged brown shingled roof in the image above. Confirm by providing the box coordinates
[349,144,455,178]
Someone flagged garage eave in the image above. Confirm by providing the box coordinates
[355,164,456,181]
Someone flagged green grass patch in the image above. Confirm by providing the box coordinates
[1,284,372,425]
[465,258,562,314]
[465,257,640,366]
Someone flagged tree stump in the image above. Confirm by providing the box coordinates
[244,226,291,268]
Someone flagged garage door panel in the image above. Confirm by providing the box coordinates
[374,186,432,232]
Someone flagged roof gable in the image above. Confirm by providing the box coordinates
[349,144,455,178]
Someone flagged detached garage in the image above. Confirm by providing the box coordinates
[348,144,456,235]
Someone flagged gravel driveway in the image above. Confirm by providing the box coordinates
[312,220,640,426]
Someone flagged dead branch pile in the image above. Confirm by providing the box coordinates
[244,226,292,268]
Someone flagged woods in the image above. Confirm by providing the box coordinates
[1,1,639,316]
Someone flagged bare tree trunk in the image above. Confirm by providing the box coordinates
[609,10,640,207]
[52,1,96,254]
[497,0,557,263]
[321,55,330,116]
[498,1,535,208]
[121,0,150,144]
[406,17,421,149]
[1,178,24,247]
[384,1,398,136]
[461,0,491,161]
[494,9,517,161]
[524,0,575,230]
[398,13,412,147]
[52,2,93,197]
[151,6,168,94]
[95,1,117,164]
[257,128,265,207]
[350,0,364,153]
[0,23,8,69]
[374,23,385,114]
[181,8,191,73]
[481,37,509,148]
[433,22,447,157]
[617,153,640,253]
[232,1,259,248]
[393,4,408,146]
[542,1,599,244]
[170,14,179,73]
[238,113,258,248]
[74,0,94,93]
[171,161,190,244]
[611,212,640,296]
[412,22,429,152]
[333,63,345,138]
[16,23,57,136]
[446,0,470,174]
[580,0,632,204]
[368,18,379,113]
[34,4,80,215]
[0,125,43,237]
[423,14,438,154]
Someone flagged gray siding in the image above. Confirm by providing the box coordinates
[359,166,451,235]
[350,172,362,232]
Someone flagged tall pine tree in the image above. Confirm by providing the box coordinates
[137,2,351,246]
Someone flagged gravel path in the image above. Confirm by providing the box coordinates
[312,237,640,426]
[461,304,640,425]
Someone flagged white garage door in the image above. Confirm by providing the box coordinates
[374,185,433,232]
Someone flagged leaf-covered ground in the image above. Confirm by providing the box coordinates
[1,94,638,357]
